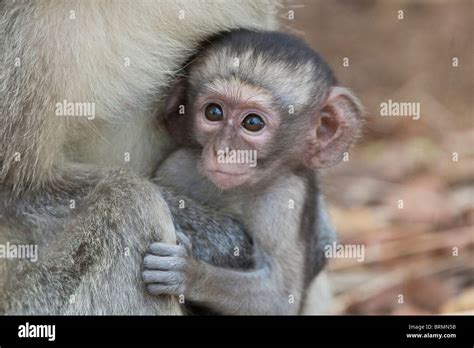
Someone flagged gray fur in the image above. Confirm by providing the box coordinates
[142,30,362,314]
[0,1,278,315]
[146,148,333,315]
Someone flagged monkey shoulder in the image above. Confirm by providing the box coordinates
[158,148,197,176]
[155,148,199,190]
[238,173,308,239]
[154,148,221,204]
[262,172,309,205]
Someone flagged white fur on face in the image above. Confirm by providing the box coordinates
[191,46,319,113]
[203,78,275,111]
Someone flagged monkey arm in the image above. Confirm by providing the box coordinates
[143,233,297,315]
[1,168,255,314]
[310,195,337,278]
[0,170,181,315]
[160,188,255,269]
[186,260,297,315]
[144,255,296,315]
[299,174,337,286]
[154,149,256,270]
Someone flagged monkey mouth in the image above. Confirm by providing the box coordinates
[206,170,252,189]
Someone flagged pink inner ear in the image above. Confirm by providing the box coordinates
[317,108,341,146]
[308,86,363,169]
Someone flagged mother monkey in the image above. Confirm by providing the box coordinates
[0,0,329,314]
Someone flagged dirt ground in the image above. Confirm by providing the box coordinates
[280,0,473,314]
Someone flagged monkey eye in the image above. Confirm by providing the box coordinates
[242,114,265,132]
[204,103,224,121]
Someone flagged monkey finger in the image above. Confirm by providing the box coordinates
[141,270,184,285]
[176,232,192,252]
[143,254,186,271]
[148,242,186,257]
[147,284,182,296]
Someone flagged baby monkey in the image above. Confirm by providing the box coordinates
[143,29,363,314]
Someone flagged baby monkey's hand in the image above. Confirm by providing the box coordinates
[142,232,198,298]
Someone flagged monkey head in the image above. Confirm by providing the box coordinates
[163,30,364,190]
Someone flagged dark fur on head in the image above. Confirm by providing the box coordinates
[164,29,363,188]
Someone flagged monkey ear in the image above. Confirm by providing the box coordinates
[161,76,189,142]
[308,86,364,168]
[162,76,187,119]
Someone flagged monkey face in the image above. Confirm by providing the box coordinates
[163,30,364,191]
[186,78,363,191]
[191,79,281,190]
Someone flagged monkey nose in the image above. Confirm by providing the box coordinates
[213,145,232,158]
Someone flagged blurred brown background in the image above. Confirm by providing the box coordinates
[281,0,473,314]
